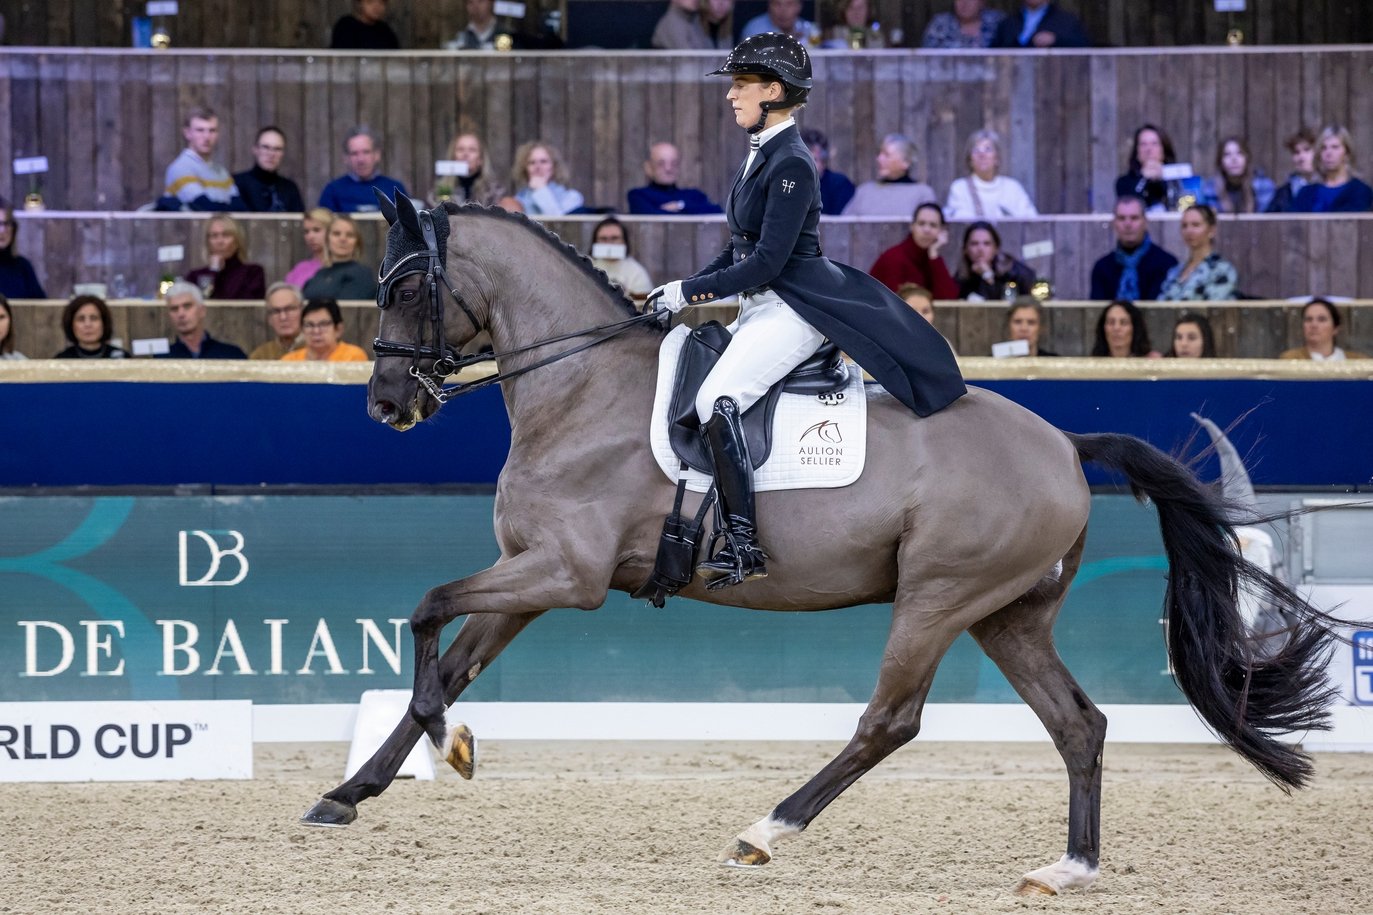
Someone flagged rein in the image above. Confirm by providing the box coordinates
[373,208,662,406]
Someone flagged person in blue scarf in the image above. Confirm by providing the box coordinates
[1089,195,1178,301]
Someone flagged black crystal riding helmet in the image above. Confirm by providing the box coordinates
[708,32,813,134]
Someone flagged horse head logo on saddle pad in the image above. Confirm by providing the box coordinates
[650,323,868,493]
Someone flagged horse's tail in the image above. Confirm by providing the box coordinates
[1067,431,1335,791]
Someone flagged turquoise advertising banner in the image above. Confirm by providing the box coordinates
[0,494,1180,705]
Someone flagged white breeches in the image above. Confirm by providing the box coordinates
[694,288,826,423]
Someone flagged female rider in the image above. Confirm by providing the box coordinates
[650,33,965,590]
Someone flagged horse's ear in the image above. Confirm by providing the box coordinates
[374,188,399,225]
[395,193,423,238]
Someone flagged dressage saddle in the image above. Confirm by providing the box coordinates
[667,321,849,475]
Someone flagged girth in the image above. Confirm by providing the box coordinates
[667,321,849,474]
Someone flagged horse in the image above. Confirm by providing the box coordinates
[300,195,1335,896]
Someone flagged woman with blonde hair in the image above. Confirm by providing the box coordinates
[302,215,377,300]
[944,129,1037,220]
[284,207,334,288]
[511,140,585,215]
[185,214,266,299]
[1293,125,1373,213]
[433,132,508,207]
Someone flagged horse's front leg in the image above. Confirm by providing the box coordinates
[409,548,609,749]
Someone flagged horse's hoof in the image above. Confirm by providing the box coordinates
[1013,877,1057,896]
[444,723,477,779]
[720,838,771,867]
[299,797,357,828]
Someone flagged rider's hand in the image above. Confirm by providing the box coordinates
[647,280,687,313]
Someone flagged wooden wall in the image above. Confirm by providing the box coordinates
[6,1,1371,49]
[8,296,1373,364]
[2,47,1369,215]
[11,212,1373,303]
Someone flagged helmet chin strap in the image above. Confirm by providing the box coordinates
[749,99,784,135]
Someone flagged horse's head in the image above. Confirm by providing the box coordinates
[368,191,485,429]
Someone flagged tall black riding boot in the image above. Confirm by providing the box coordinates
[697,396,768,589]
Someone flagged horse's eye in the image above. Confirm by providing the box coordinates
[400,289,417,302]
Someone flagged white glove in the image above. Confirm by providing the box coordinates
[648,280,687,313]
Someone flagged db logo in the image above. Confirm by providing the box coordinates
[178,530,249,587]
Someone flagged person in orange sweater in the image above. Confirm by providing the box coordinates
[281,298,369,362]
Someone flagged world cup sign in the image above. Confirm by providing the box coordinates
[178,530,249,587]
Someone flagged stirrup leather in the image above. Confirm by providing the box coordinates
[696,396,768,590]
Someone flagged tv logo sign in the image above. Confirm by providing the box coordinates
[178,530,249,587]
[1353,631,1373,705]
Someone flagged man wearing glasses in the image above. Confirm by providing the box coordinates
[234,127,306,213]
[249,282,305,360]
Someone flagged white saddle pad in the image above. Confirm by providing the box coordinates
[650,324,868,493]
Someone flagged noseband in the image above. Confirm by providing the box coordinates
[372,207,661,406]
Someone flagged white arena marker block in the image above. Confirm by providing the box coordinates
[344,690,434,781]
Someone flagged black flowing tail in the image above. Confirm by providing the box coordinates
[1068,431,1336,791]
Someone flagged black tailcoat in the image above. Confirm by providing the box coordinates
[681,124,965,417]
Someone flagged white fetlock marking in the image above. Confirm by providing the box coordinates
[1022,855,1099,893]
[737,816,802,857]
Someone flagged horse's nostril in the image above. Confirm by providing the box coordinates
[377,400,396,417]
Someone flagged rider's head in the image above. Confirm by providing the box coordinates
[710,32,812,134]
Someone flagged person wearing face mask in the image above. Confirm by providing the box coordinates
[588,217,653,298]
[868,202,960,300]
[841,133,937,217]
[646,33,965,590]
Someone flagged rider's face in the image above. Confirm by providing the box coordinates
[727,76,780,131]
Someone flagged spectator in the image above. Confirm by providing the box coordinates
[1158,204,1238,302]
[449,0,502,49]
[318,126,408,214]
[822,0,884,49]
[653,0,726,50]
[1005,297,1058,356]
[1201,137,1275,214]
[801,128,855,215]
[511,141,585,215]
[701,0,734,46]
[956,221,1037,302]
[0,206,45,299]
[331,0,400,50]
[1292,125,1373,213]
[990,0,1089,48]
[868,202,960,299]
[898,283,935,324]
[250,283,305,360]
[161,106,242,212]
[185,215,267,300]
[281,298,369,362]
[841,134,936,217]
[284,207,334,289]
[1091,300,1160,358]
[158,281,248,359]
[303,215,378,300]
[1266,128,1317,213]
[0,295,25,360]
[588,217,653,298]
[922,0,1005,49]
[1115,123,1187,213]
[628,142,723,215]
[1089,196,1178,301]
[1279,298,1369,361]
[741,0,818,42]
[53,295,128,359]
[1165,313,1217,358]
[944,129,1038,220]
[432,133,508,207]
[233,127,305,213]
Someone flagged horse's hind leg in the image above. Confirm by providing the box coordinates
[968,527,1106,896]
[720,604,966,867]
[300,611,541,827]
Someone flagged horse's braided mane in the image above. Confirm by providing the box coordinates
[438,200,658,328]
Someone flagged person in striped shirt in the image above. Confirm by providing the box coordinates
[162,106,242,212]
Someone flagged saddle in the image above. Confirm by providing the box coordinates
[667,321,849,474]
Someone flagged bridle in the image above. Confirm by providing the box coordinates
[372,206,662,406]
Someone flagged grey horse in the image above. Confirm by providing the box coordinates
[301,197,1334,896]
